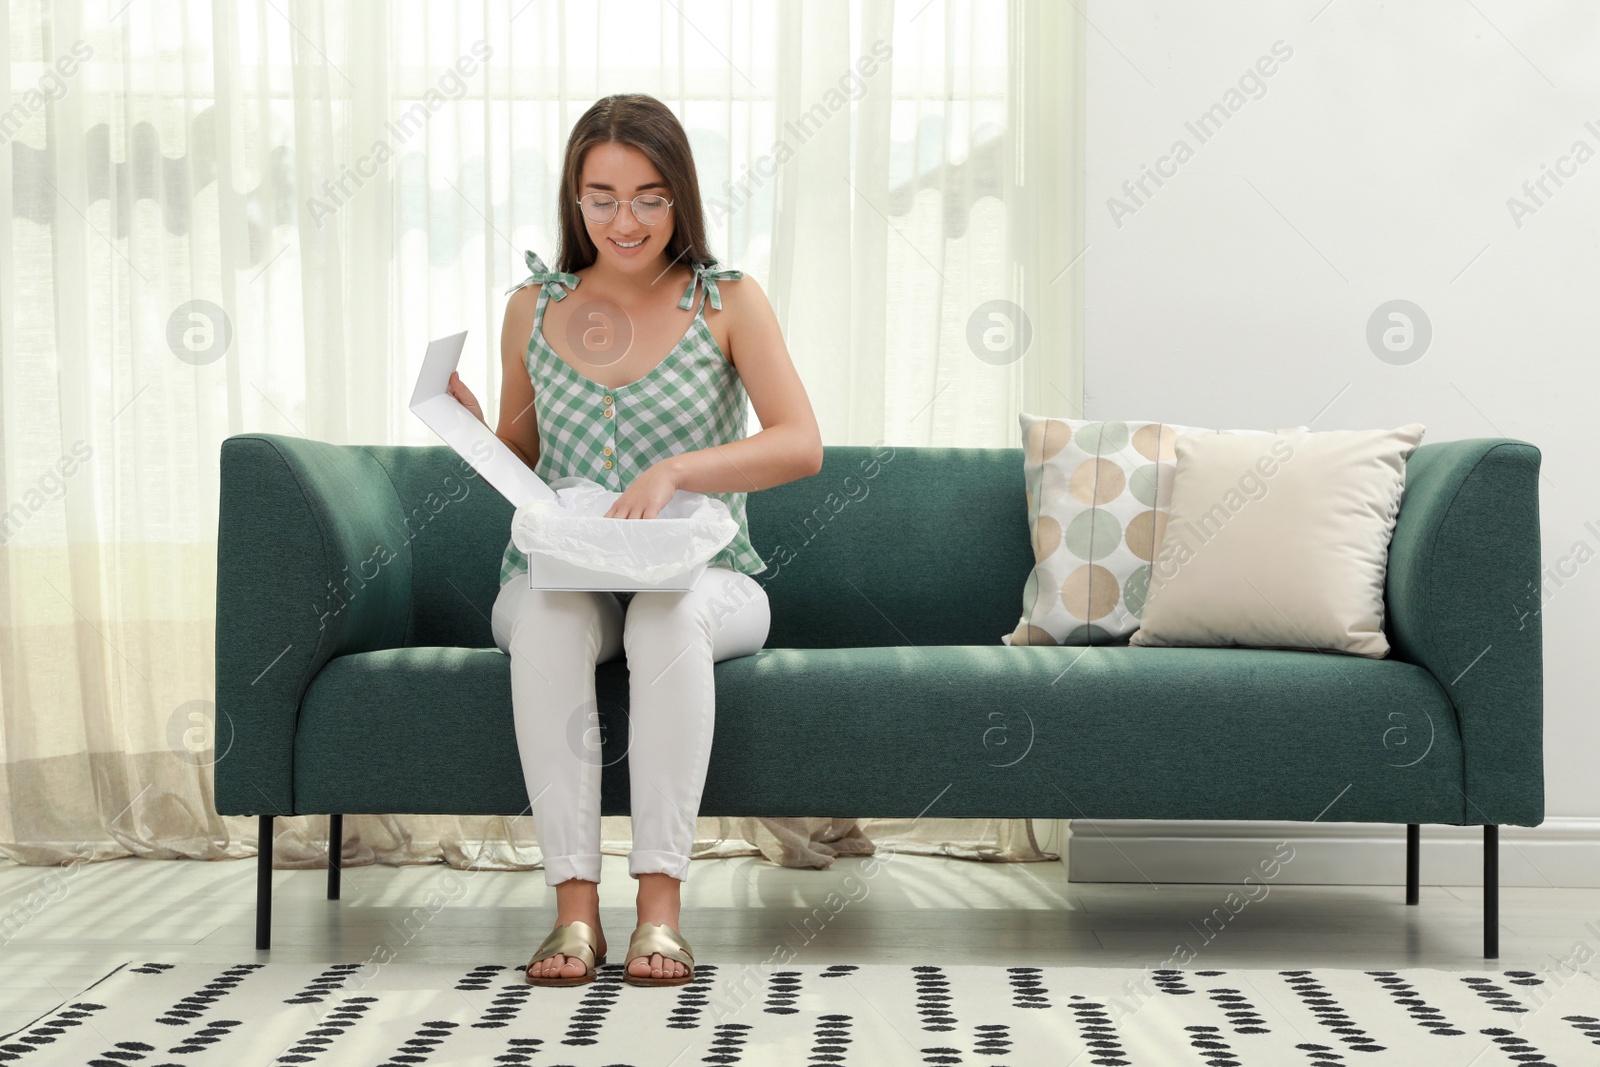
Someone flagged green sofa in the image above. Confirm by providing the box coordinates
[214,433,1543,958]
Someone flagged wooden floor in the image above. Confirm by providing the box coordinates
[3,851,1597,1036]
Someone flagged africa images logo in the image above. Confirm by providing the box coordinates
[1106,40,1295,229]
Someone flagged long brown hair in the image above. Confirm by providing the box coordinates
[556,94,717,276]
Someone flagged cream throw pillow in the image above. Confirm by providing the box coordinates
[1004,414,1305,646]
[1127,423,1426,658]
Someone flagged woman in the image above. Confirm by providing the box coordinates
[449,93,822,988]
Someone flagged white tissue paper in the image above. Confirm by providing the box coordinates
[511,476,741,584]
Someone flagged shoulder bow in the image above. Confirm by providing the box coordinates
[505,250,580,299]
[678,259,743,311]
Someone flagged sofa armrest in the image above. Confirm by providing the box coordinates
[1384,438,1543,826]
[214,434,413,816]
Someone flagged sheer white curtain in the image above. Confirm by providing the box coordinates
[0,1,1082,873]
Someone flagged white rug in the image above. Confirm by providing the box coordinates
[3,961,1598,1066]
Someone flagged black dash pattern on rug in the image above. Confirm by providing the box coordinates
[6,961,1600,1065]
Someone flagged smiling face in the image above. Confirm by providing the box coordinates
[577,141,677,277]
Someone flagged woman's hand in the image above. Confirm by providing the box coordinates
[604,459,681,519]
[448,371,485,425]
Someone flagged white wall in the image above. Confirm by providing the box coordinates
[1076,2,1600,883]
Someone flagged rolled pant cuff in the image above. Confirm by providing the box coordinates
[541,853,603,886]
[629,849,691,881]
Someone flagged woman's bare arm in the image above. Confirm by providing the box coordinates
[496,285,542,470]
[659,275,823,493]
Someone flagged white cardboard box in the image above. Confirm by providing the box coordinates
[526,556,709,593]
[410,330,707,592]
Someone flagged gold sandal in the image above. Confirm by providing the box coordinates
[622,921,695,987]
[525,919,607,986]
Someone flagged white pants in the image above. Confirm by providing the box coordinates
[491,566,771,886]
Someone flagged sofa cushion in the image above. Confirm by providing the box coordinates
[745,444,1037,648]
[1130,423,1425,658]
[293,644,1465,824]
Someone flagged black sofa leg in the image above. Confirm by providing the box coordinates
[256,814,273,951]
[328,813,343,901]
[1405,824,1419,905]
[1484,825,1499,960]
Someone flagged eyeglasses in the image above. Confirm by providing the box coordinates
[577,192,673,226]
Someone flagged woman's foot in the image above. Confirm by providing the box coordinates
[529,917,606,981]
[629,872,687,981]
[531,879,606,982]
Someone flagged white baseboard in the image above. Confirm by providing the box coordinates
[1065,818,1600,888]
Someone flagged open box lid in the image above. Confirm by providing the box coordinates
[409,330,558,507]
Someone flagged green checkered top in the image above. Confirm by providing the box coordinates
[497,249,769,588]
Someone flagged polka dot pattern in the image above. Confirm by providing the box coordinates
[1032,514,1062,562]
[1005,413,1300,646]
[1065,510,1121,562]
[1070,458,1126,506]
[1063,564,1120,621]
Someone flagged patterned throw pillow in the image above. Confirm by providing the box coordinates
[1003,413,1304,646]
